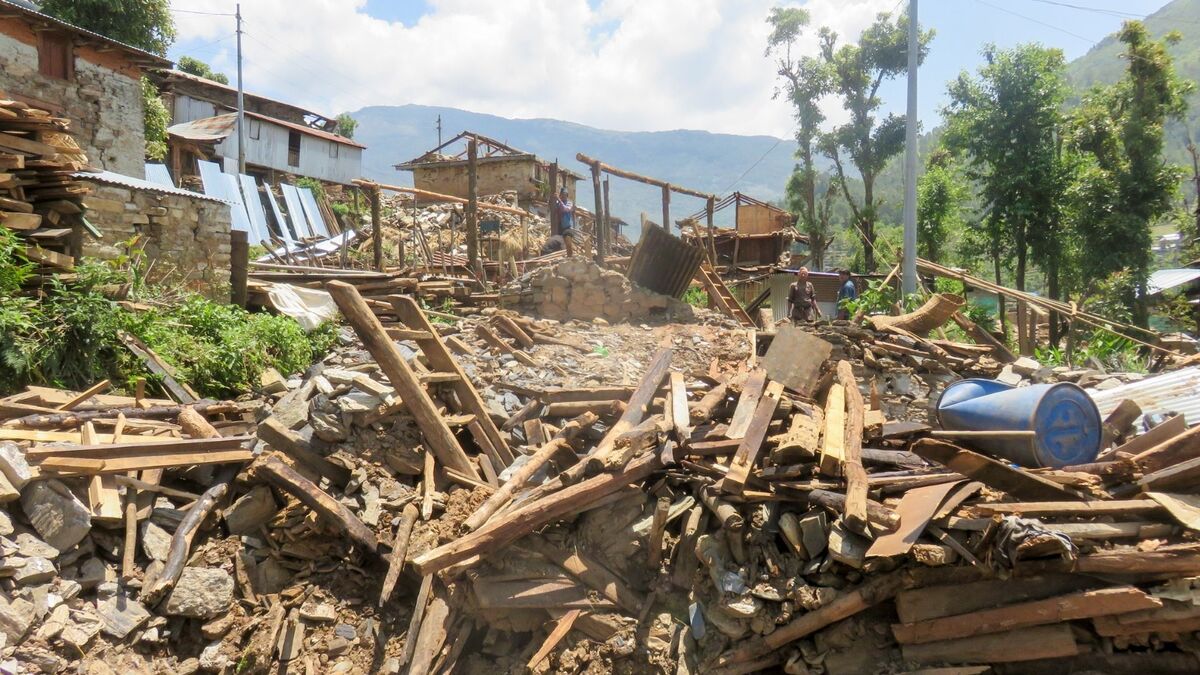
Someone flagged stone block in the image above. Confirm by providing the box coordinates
[164,567,234,619]
[224,486,279,535]
[22,480,92,551]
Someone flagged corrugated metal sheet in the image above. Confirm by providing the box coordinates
[1148,269,1200,295]
[198,160,252,236]
[298,187,330,237]
[144,164,175,189]
[626,223,705,299]
[1089,366,1200,427]
[74,169,226,203]
[280,184,313,238]
[168,114,237,142]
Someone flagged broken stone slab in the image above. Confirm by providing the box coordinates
[0,512,11,538]
[12,557,55,586]
[0,594,35,643]
[0,474,16,504]
[14,533,58,560]
[298,601,336,623]
[97,593,151,639]
[995,365,1025,387]
[1011,356,1041,376]
[224,486,279,535]
[76,557,110,589]
[0,443,33,491]
[309,411,348,442]
[140,521,171,562]
[163,567,234,619]
[22,480,91,551]
[260,367,289,395]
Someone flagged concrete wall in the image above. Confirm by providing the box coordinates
[81,182,233,295]
[0,19,146,177]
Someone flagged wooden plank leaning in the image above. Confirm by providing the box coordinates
[326,281,480,479]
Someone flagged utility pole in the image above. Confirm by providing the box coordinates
[901,0,918,295]
[236,3,245,174]
[436,114,442,147]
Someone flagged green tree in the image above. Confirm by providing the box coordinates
[944,44,1074,317]
[335,113,359,139]
[39,0,175,55]
[916,148,966,262]
[818,12,933,273]
[1067,22,1193,326]
[767,7,833,269]
[785,168,838,269]
[141,77,169,161]
[178,56,230,85]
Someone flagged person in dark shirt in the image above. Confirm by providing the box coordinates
[555,187,576,257]
[788,267,820,323]
[836,268,858,320]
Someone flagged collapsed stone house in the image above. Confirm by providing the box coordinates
[153,69,365,188]
[0,0,233,293]
[394,131,582,209]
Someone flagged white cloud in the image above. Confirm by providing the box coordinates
[172,0,898,137]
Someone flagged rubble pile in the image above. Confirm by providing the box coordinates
[504,258,697,323]
[378,192,552,262]
[2,278,1200,674]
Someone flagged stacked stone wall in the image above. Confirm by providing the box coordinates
[508,259,694,323]
[81,183,232,296]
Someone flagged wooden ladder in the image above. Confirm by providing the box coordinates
[697,264,756,328]
[386,295,515,472]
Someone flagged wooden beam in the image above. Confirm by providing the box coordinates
[837,361,869,534]
[412,450,663,576]
[912,439,1084,502]
[352,179,528,217]
[575,153,714,200]
[819,383,847,477]
[723,381,783,495]
[252,455,378,555]
[891,586,1161,645]
[466,138,479,274]
[326,281,480,478]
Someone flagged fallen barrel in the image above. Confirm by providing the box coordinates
[935,379,1102,469]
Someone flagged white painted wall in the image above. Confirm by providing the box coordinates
[175,93,361,183]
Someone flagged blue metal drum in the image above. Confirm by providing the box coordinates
[936,379,1102,468]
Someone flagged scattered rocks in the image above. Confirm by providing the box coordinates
[97,593,150,640]
[140,521,172,562]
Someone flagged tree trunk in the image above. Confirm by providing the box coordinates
[863,176,877,273]
[993,241,1007,336]
[1015,221,1030,355]
[1048,255,1061,347]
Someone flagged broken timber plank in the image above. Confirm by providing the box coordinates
[724,369,766,440]
[970,499,1162,517]
[389,295,513,466]
[902,624,1078,666]
[912,439,1085,502]
[722,380,783,496]
[1132,424,1200,475]
[412,450,663,576]
[117,331,198,403]
[528,609,581,670]
[462,412,598,532]
[578,348,672,476]
[819,383,846,477]
[251,454,378,555]
[892,586,1161,645]
[837,360,868,533]
[895,574,1101,624]
[256,416,351,486]
[327,282,479,479]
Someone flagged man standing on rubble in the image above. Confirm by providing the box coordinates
[788,266,820,324]
[836,269,857,321]
[555,187,577,257]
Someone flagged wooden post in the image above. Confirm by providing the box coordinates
[371,186,383,272]
[466,139,480,275]
[602,178,612,262]
[548,162,560,236]
[662,185,670,231]
[230,229,248,308]
[591,161,605,264]
[706,196,716,262]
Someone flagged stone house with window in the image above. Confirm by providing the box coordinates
[0,0,169,177]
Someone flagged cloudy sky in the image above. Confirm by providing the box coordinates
[167,0,1171,139]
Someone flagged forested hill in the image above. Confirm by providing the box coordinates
[1066,0,1200,165]
[351,104,799,226]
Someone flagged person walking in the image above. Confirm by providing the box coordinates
[836,268,857,321]
[788,266,820,324]
[555,187,576,257]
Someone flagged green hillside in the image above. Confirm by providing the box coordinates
[1067,0,1200,165]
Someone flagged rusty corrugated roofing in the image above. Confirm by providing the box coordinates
[168,112,366,149]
